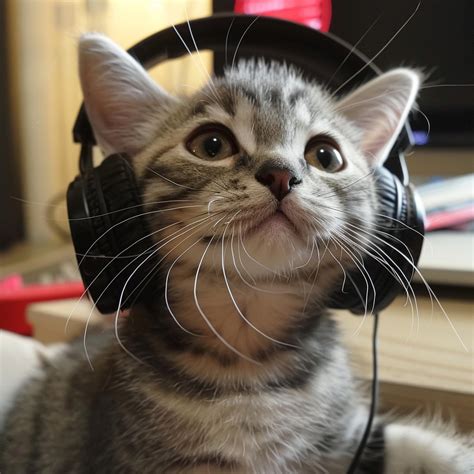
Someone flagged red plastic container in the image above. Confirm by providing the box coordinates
[0,275,85,336]
[234,0,332,32]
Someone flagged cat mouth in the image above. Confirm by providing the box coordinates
[242,208,300,237]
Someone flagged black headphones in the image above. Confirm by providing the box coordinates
[67,14,425,315]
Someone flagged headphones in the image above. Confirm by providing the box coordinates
[67,14,425,316]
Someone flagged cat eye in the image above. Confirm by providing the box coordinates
[185,124,238,161]
[304,136,344,173]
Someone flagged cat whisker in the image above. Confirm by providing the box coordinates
[315,170,375,200]
[163,233,219,338]
[345,229,416,315]
[122,208,230,311]
[109,212,231,366]
[340,227,424,340]
[10,195,67,209]
[117,150,200,191]
[327,13,382,89]
[221,214,298,348]
[82,212,220,368]
[68,199,198,222]
[413,104,431,138]
[326,243,350,298]
[308,200,426,241]
[77,205,204,268]
[225,18,236,68]
[69,204,227,333]
[171,23,221,105]
[66,218,188,335]
[344,220,417,270]
[144,164,199,190]
[334,234,374,317]
[193,217,262,365]
[229,225,283,294]
[238,222,278,275]
[330,233,378,331]
[301,230,331,315]
[236,225,258,285]
[373,212,427,240]
[11,195,198,216]
[183,4,222,103]
[208,196,225,215]
[421,83,474,89]
[292,238,316,271]
[334,88,409,113]
[331,1,421,98]
[231,16,261,71]
[344,221,418,292]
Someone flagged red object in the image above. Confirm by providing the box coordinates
[234,0,332,32]
[425,205,474,231]
[0,275,85,336]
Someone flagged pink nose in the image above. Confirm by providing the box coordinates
[255,167,301,201]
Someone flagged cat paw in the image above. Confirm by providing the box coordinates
[384,423,473,473]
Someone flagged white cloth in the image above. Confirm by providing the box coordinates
[0,330,64,429]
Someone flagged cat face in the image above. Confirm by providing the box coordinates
[79,34,419,280]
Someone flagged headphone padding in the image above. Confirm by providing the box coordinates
[67,154,157,313]
[329,166,424,314]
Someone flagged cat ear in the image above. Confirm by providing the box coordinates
[79,33,176,156]
[337,68,420,166]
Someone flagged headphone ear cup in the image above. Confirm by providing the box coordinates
[67,154,158,314]
[329,165,425,314]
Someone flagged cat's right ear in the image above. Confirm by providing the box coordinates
[336,68,420,167]
[79,33,176,156]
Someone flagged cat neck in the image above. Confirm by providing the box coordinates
[169,263,307,357]
[123,262,340,392]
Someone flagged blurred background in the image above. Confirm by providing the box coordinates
[0,0,472,427]
[1,0,473,246]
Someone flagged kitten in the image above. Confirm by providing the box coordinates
[1,34,472,474]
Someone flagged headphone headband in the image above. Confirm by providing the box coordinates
[73,14,412,183]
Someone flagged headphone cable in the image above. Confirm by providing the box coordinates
[346,311,380,474]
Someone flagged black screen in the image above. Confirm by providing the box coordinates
[214,0,473,147]
[330,0,474,147]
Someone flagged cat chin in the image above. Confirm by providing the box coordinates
[238,228,315,276]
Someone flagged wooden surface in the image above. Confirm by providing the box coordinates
[378,382,473,433]
[335,296,473,395]
[335,295,473,431]
[28,298,103,345]
[0,243,74,279]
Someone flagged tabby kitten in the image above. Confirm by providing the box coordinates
[1,34,472,474]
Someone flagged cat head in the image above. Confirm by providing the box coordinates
[78,33,420,282]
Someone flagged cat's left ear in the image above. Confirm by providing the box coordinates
[337,68,421,166]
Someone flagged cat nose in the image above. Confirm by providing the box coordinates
[255,165,301,201]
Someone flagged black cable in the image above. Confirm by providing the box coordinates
[346,312,380,474]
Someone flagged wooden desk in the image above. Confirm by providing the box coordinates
[335,296,473,432]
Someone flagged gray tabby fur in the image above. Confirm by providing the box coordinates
[1,34,472,473]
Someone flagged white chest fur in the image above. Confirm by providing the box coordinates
[144,378,330,474]
[168,265,306,357]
